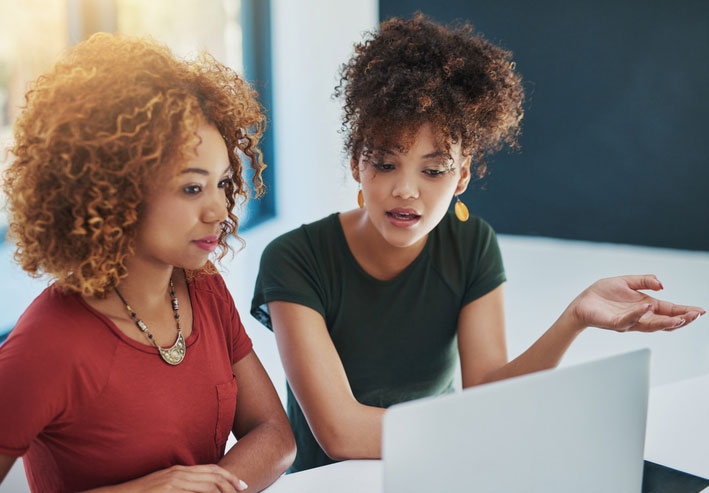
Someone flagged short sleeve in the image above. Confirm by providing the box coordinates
[251,228,328,330]
[228,301,252,364]
[201,273,252,364]
[0,292,77,456]
[461,219,506,307]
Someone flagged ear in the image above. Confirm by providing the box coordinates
[454,156,472,195]
[350,157,361,182]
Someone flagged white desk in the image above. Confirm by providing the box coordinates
[264,374,709,492]
[264,460,382,493]
[644,373,709,479]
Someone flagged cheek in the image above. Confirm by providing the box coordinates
[142,207,172,230]
[360,173,384,195]
[425,180,458,208]
[139,199,190,233]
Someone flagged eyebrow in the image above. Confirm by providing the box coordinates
[373,148,446,160]
[180,164,232,176]
[372,147,397,156]
[422,151,446,159]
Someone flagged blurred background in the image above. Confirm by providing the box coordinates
[1,0,707,490]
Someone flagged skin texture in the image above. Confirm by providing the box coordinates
[268,123,706,462]
[348,123,470,279]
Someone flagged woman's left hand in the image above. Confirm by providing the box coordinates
[566,274,705,333]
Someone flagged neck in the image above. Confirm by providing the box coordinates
[115,256,176,308]
[352,209,427,280]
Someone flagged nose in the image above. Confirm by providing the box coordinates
[203,190,228,224]
[392,172,419,200]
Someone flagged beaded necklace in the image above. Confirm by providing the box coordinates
[114,278,186,365]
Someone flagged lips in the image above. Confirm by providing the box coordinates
[192,235,219,252]
[386,208,421,227]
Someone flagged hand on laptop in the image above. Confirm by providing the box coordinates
[565,274,705,333]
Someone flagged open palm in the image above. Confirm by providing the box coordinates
[570,275,704,333]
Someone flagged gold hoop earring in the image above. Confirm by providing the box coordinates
[357,189,365,208]
[454,195,469,222]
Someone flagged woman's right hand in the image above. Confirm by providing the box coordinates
[88,464,248,492]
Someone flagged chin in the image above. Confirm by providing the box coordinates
[174,257,212,272]
[383,232,426,249]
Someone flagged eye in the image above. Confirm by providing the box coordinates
[183,184,202,194]
[371,161,395,172]
[423,168,448,177]
[218,177,231,189]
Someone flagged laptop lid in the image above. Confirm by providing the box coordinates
[382,349,650,493]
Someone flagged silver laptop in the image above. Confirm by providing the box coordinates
[383,349,650,493]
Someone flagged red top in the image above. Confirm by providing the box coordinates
[0,272,252,493]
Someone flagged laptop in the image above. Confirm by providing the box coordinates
[382,349,650,493]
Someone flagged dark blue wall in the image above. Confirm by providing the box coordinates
[380,0,709,251]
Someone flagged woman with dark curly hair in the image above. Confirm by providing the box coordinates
[250,14,704,473]
[0,34,295,491]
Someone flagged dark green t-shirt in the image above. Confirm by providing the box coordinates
[251,211,505,472]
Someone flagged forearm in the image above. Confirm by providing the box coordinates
[475,308,585,386]
[268,302,387,462]
[218,420,295,492]
[315,401,385,461]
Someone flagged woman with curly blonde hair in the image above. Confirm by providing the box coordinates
[250,14,704,473]
[0,34,294,491]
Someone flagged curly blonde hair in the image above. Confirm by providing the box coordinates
[3,33,266,296]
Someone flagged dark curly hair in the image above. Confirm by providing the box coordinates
[3,33,266,296]
[335,13,524,177]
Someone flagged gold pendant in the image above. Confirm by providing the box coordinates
[454,199,469,222]
[357,189,365,208]
[158,330,186,365]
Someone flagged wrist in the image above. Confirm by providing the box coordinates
[556,306,587,337]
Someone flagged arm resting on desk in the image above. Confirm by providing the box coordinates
[269,301,385,461]
[218,350,296,491]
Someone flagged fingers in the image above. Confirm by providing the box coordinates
[636,313,686,332]
[652,299,706,317]
[662,311,704,332]
[622,274,662,292]
[634,310,703,332]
